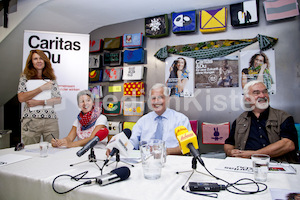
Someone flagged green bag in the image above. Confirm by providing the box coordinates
[103,37,122,50]
[102,101,122,116]
[145,14,169,38]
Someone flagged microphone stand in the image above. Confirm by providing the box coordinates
[176,157,203,175]
[176,156,214,191]
[105,149,134,168]
[70,148,103,170]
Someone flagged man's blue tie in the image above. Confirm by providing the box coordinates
[155,115,163,140]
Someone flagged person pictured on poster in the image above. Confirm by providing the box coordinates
[217,60,233,87]
[195,56,238,88]
[287,193,300,200]
[241,51,274,92]
[166,57,189,97]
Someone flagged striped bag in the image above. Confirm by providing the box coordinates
[263,0,299,21]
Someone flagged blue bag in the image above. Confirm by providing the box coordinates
[172,10,196,33]
[123,48,145,64]
[123,33,143,48]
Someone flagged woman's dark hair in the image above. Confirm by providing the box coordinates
[287,193,300,200]
[171,57,187,78]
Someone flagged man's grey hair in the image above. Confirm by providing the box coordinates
[150,83,169,97]
[77,90,94,105]
[243,80,266,98]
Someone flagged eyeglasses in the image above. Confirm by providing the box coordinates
[252,89,268,95]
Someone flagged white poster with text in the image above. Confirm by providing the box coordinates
[23,30,89,139]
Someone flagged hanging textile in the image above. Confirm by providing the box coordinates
[154,34,278,61]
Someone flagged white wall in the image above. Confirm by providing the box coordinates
[90,3,300,152]
[0,1,299,152]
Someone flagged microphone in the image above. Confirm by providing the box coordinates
[175,126,204,166]
[96,166,131,186]
[76,128,109,157]
[104,129,133,165]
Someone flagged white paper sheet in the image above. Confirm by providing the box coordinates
[26,80,52,111]
[0,154,32,167]
[216,157,297,174]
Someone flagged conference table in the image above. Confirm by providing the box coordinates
[0,144,299,200]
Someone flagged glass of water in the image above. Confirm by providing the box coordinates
[39,142,49,158]
[140,139,164,180]
[251,154,270,182]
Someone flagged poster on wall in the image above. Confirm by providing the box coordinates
[195,56,239,88]
[240,49,276,94]
[165,55,194,97]
[23,30,89,139]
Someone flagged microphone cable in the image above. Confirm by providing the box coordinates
[52,171,99,194]
[202,164,268,195]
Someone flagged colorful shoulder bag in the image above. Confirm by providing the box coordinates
[199,7,227,33]
[123,33,143,48]
[123,82,145,96]
[145,14,169,38]
[123,101,144,116]
[172,10,196,33]
[102,101,122,116]
[123,48,145,64]
[89,39,103,53]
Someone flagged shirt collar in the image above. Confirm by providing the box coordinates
[154,108,170,119]
[248,106,270,120]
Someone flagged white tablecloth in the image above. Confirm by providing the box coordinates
[0,144,299,200]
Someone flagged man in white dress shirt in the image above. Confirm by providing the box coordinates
[129,83,192,155]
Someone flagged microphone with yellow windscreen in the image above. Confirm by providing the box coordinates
[175,126,204,166]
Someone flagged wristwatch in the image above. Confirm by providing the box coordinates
[44,99,47,106]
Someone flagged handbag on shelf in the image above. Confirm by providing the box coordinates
[123,48,145,64]
[123,121,136,131]
[199,7,227,33]
[145,14,169,38]
[89,54,102,68]
[123,33,143,48]
[107,121,123,135]
[263,0,299,21]
[103,51,122,66]
[102,101,122,116]
[201,122,230,144]
[189,120,198,135]
[230,0,259,27]
[103,37,122,50]
[89,69,103,83]
[88,85,103,99]
[172,10,196,34]
[122,65,144,81]
[123,82,145,96]
[102,67,123,82]
[89,39,103,53]
[123,101,144,116]
[94,100,103,111]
